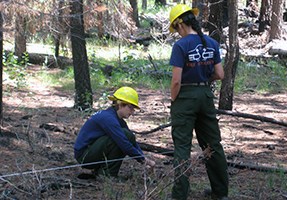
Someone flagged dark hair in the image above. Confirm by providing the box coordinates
[180,11,207,47]
[112,100,129,110]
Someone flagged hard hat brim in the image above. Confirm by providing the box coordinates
[108,95,140,109]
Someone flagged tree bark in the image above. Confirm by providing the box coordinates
[218,0,239,110]
[129,0,140,27]
[70,0,93,110]
[0,11,3,127]
[269,0,283,41]
[258,0,271,32]
[192,0,208,26]
[208,0,227,43]
[14,11,27,60]
[54,0,65,58]
[97,0,105,38]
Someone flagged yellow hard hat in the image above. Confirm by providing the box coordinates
[108,86,140,109]
[169,4,199,33]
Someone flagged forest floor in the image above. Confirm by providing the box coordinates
[0,65,286,200]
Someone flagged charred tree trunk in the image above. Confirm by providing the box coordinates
[55,0,65,58]
[14,11,27,60]
[70,0,93,110]
[192,0,208,26]
[219,0,239,110]
[0,11,3,127]
[208,0,227,43]
[129,0,140,27]
[258,0,271,32]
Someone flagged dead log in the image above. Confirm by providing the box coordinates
[134,109,287,136]
[138,143,287,174]
[216,109,287,127]
[138,142,173,156]
[28,53,73,69]
[4,50,72,69]
[227,161,287,173]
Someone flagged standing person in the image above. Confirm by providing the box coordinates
[168,4,229,200]
[74,86,155,178]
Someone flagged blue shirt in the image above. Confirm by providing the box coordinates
[169,34,221,83]
[74,107,144,162]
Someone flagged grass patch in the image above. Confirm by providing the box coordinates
[235,59,287,93]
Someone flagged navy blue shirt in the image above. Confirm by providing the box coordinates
[169,34,221,83]
[74,107,144,162]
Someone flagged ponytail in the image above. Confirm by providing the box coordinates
[181,12,207,47]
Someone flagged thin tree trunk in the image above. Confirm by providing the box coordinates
[218,0,239,110]
[142,0,147,10]
[70,0,93,110]
[258,0,271,32]
[0,11,3,129]
[129,0,140,27]
[55,0,65,58]
[208,0,225,43]
[269,0,283,41]
[97,0,105,38]
[14,11,26,60]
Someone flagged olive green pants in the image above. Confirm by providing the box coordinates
[171,85,228,200]
[76,128,137,177]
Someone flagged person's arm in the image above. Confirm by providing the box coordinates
[171,66,182,101]
[210,62,224,81]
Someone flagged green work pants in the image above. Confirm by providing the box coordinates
[76,128,137,177]
[170,85,228,200]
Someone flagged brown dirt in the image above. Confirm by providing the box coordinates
[0,66,286,200]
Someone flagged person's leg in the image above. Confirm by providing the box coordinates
[77,128,137,177]
[195,89,229,197]
[100,128,137,176]
[170,95,197,200]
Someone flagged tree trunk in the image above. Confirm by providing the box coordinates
[70,0,93,110]
[219,0,239,110]
[129,0,140,27]
[97,0,105,38]
[269,0,283,41]
[0,11,3,127]
[14,11,27,60]
[192,0,209,26]
[142,0,147,10]
[208,0,227,43]
[258,0,271,32]
[54,0,65,58]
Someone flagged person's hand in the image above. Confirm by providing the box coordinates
[145,158,155,168]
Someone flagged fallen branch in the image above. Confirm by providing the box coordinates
[216,109,287,127]
[139,143,287,174]
[133,123,171,135]
[138,142,173,156]
[134,109,287,136]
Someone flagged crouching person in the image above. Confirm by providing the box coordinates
[74,86,155,178]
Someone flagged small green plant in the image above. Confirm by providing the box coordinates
[3,52,29,88]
